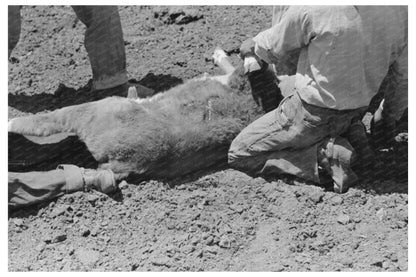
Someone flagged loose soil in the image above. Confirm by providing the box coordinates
[8,6,408,271]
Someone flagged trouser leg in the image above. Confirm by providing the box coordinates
[229,78,362,184]
[72,6,128,90]
[259,144,321,183]
[372,45,408,147]
[8,5,21,58]
[8,165,84,209]
[228,92,330,182]
[383,45,408,123]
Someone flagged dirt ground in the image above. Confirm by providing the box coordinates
[8,6,408,271]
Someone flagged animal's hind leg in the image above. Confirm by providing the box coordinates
[8,114,66,136]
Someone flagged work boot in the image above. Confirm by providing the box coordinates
[318,137,358,193]
[81,168,118,194]
[81,79,154,100]
[346,120,377,178]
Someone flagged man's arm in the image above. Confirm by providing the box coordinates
[253,6,314,64]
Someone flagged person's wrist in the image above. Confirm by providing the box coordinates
[243,54,267,74]
[239,37,256,59]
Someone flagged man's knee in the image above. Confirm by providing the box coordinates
[228,135,249,168]
[228,132,268,174]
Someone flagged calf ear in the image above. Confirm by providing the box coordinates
[127,86,138,99]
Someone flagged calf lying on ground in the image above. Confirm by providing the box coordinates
[9,50,277,181]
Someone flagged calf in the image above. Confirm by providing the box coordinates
[9,49,280,180]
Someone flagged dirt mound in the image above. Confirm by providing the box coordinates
[8,6,407,271]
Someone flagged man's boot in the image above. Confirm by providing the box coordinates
[80,79,154,100]
[318,137,358,193]
[346,120,379,179]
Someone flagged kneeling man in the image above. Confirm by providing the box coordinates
[229,6,407,193]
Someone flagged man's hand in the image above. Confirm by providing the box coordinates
[240,38,268,74]
[239,37,256,59]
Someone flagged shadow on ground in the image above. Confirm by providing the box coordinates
[8,73,183,113]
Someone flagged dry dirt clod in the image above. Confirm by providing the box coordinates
[330,195,344,205]
[90,226,100,237]
[47,232,67,244]
[50,206,67,218]
[76,248,100,266]
[388,252,399,262]
[337,214,351,225]
[100,235,111,243]
[218,235,231,249]
[204,245,220,255]
[35,242,46,253]
[52,233,67,243]
[188,226,197,233]
[13,218,24,227]
[80,226,90,237]
[87,194,99,203]
[309,190,325,204]
[151,257,172,268]
[204,236,214,246]
[376,208,387,221]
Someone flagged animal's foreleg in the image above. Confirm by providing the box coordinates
[205,48,239,86]
[212,48,235,74]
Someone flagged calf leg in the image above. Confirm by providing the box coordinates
[204,48,236,86]
[212,48,235,74]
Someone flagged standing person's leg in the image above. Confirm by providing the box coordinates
[72,6,153,97]
[371,45,408,181]
[9,165,118,209]
[8,6,21,58]
[72,6,127,90]
[380,45,408,145]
